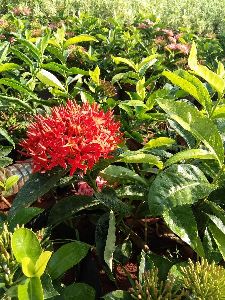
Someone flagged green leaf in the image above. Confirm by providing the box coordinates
[0,63,19,72]
[163,205,204,257]
[48,196,99,226]
[0,127,15,147]
[104,210,116,271]
[148,164,214,215]
[64,34,97,48]
[36,69,65,90]
[69,67,89,76]
[0,95,33,112]
[18,278,29,300]
[18,39,41,61]
[188,42,225,94]
[34,251,52,277]
[95,188,131,215]
[9,168,65,216]
[0,78,36,98]
[118,151,163,169]
[165,149,216,167]
[42,62,68,76]
[136,78,145,100]
[144,137,176,149]
[137,55,158,76]
[175,69,212,113]
[11,48,33,67]
[157,99,224,167]
[209,222,225,260]
[103,290,132,300]
[0,157,13,167]
[11,228,42,263]
[41,273,59,299]
[48,241,90,280]
[111,56,136,71]
[8,207,43,231]
[163,70,200,103]
[4,175,19,191]
[62,283,95,300]
[28,277,43,300]
[22,257,36,277]
[100,165,147,185]
[89,65,100,85]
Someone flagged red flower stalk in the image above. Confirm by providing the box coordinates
[20,100,123,175]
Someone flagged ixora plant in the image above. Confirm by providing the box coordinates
[0,224,93,300]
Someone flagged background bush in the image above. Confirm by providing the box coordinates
[2,0,225,34]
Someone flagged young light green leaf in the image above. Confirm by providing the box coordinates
[148,164,214,215]
[34,251,52,277]
[64,34,97,48]
[21,257,36,277]
[18,278,30,300]
[11,228,42,263]
[0,63,19,72]
[136,78,146,100]
[188,42,225,94]
[89,66,100,85]
[163,206,204,257]
[165,149,216,167]
[144,137,176,149]
[111,56,136,71]
[137,55,158,76]
[4,175,19,191]
[157,99,224,167]
[104,210,116,271]
[36,69,65,90]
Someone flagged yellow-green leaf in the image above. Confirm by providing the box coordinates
[144,137,176,149]
[34,251,52,277]
[36,69,65,90]
[64,34,97,48]
[22,257,36,277]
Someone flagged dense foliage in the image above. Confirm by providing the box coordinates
[1,6,225,300]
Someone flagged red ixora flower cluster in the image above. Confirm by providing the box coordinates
[20,100,123,175]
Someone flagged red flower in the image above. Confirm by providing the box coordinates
[20,100,123,175]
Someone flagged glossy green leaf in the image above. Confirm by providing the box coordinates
[37,69,65,90]
[148,164,214,215]
[41,274,59,299]
[163,205,204,257]
[9,168,65,216]
[100,165,147,185]
[103,290,132,300]
[64,34,97,48]
[11,228,42,263]
[111,56,136,71]
[48,196,99,226]
[62,283,95,300]
[118,151,163,169]
[175,69,212,113]
[138,55,158,76]
[0,127,15,147]
[188,42,225,94]
[165,149,216,167]
[157,99,224,167]
[42,62,68,75]
[18,39,41,60]
[8,207,43,231]
[95,188,132,215]
[104,210,116,271]
[0,78,36,98]
[144,137,176,149]
[11,48,33,67]
[209,222,225,260]
[48,241,90,280]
